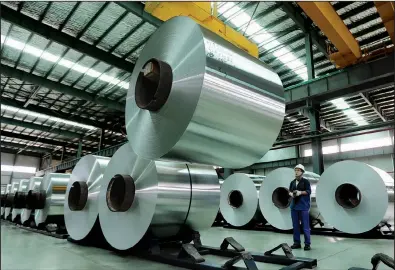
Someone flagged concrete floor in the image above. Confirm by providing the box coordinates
[1,221,393,270]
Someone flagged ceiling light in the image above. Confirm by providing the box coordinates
[218,3,309,81]
[330,98,350,109]
[1,35,130,90]
[1,104,97,130]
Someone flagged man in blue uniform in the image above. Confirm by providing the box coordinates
[288,164,311,251]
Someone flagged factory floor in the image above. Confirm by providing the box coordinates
[1,221,393,270]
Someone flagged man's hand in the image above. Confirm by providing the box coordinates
[288,192,293,197]
[293,190,302,197]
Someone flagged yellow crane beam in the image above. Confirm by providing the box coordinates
[298,2,362,68]
[144,2,259,58]
[374,2,395,44]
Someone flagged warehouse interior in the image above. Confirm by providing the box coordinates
[1,1,394,270]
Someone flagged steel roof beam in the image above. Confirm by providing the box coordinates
[116,2,162,27]
[0,147,43,158]
[1,117,92,139]
[0,131,97,152]
[280,60,333,82]
[359,93,387,122]
[1,141,55,154]
[1,65,125,112]
[1,97,103,128]
[1,5,135,73]
[279,2,329,59]
[285,54,394,112]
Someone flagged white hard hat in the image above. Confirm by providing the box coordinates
[294,164,305,172]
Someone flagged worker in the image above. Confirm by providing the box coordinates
[288,164,311,251]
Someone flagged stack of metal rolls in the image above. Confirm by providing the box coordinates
[50,15,286,250]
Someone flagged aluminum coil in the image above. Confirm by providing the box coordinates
[21,177,42,225]
[259,168,321,230]
[125,16,285,169]
[34,173,70,225]
[64,155,111,241]
[11,179,30,222]
[98,143,220,250]
[1,184,12,217]
[4,182,19,219]
[316,160,394,234]
[220,173,261,227]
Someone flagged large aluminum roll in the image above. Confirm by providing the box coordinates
[316,160,394,234]
[4,182,19,219]
[98,143,220,250]
[259,168,321,230]
[64,155,111,241]
[1,184,12,217]
[11,179,30,222]
[125,16,285,169]
[21,177,43,225]
[220,173,260,227]
[33,173,70,225]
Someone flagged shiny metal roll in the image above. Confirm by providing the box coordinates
[184,163,221,230]
[4,182,19,219]
[259,168,321,230]
[21,177,43,225]
[64,155,111,241]
[316,160,394,234]
[220,173,261,227]
[11,179,30,222]
[1,184,12,217]
[34,173,70,225]
[125,16,285,169]
[98,143,220,250]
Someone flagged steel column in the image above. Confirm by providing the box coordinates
[60,146,66,163]
[280,2,329,59]
[77,140,82,159]
[98,128,105,151]
[305,33,315,80]
[307,102,324,175]
[8,154,18,184]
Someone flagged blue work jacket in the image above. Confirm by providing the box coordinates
[289,177,311,211]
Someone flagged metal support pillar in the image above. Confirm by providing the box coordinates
[223,168,234,179]
[48,154,52,169]
[307,101,324,174]
[98,128,105,151]
[9,154,18,184]
[305,33,315,80]
[77,140,82,159]
[60,146,66,163]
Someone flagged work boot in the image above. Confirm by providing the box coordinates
[304,245,311,251]
[291,243,301,249]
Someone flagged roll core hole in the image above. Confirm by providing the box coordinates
[135,58,173,111]
[272,187,291,209]
[228,190,243,209]
[106,174,135,212]
[4,193,15,207]
[68,181,88,211]
[13,192,28,209]
[335,183,362,209]
[26,190,46,210]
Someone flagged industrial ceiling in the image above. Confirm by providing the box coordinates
[1,1,393,162]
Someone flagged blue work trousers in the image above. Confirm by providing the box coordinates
[291,209,311,245]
